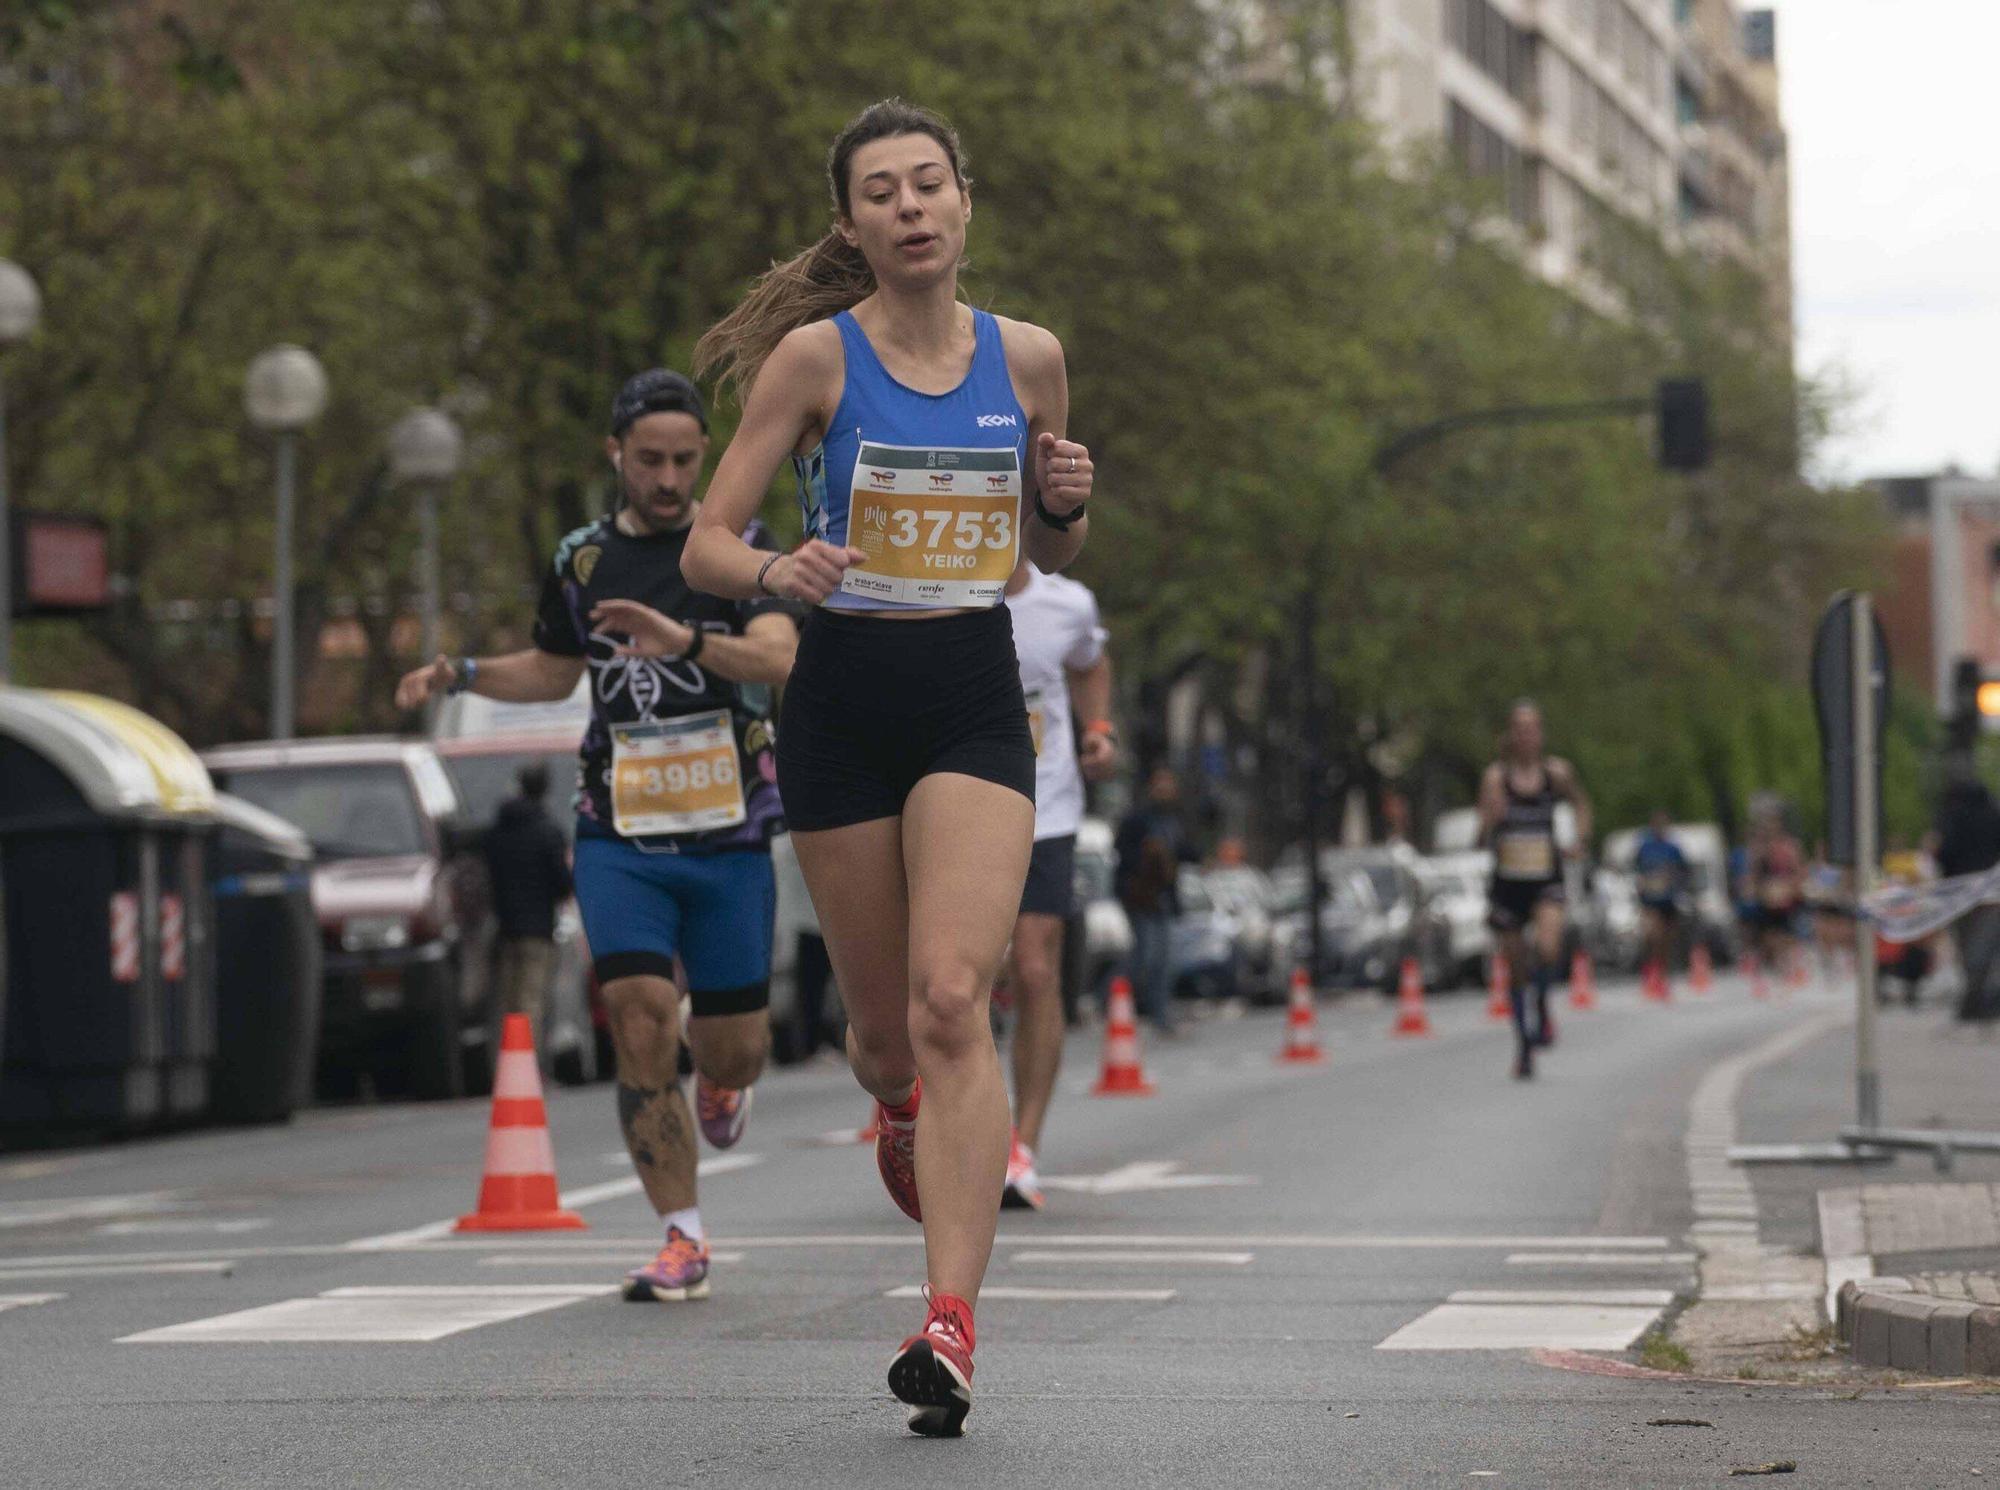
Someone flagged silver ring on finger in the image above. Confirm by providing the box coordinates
[1067,456,1078,473]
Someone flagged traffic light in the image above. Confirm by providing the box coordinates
[1946,654,2000,752]
[1657,377,1710,472]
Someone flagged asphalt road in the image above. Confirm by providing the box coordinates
[1,975,1995,1487]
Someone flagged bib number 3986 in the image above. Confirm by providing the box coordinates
[842,439,1021,607]
[610,710,746,838]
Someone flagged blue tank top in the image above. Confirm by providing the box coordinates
[793,307,1029,611]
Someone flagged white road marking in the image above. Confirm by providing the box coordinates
[1041,1161,1256,1195]
[0,1293,63,1313]
[1377,1303,1665,1351]
[1817,1187,1872,1323]
[478,1251,745,1266]
[1504,1252,1695,1267]
[343,1154,765,1250]
[885,1285,1176,1303]
[119,1284,614,1344]
[0,1260,233,1281]
[1010,1250,1253,1266]
[97,1219,270,1237]
[0,1193,189,1230]
[1447,1289,1675,1306]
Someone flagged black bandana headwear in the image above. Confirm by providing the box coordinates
[610,368,708,437]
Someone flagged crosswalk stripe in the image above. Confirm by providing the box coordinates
[885,1285,1175,1303]
[119,1283,614,1344]
[1010,1250,1252,1266]
[1377,1302,1665,1351]
[1503,1252,1695,1267]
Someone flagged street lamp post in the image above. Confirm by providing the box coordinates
[386,408,464,695]
[245,345,329,739]
[0,260,44,683]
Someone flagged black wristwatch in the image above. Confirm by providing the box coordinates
[1034,489,1086,532]
[446,657,478,696]
[679,627,708,662]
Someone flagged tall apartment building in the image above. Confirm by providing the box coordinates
[1337,0,1791,334]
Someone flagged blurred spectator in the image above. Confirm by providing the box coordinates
[1116,763,1197,1035]
[1936,773,2000,1022]
[482,762,573,1033]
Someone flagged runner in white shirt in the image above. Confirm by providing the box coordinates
[999,558,1117,1208]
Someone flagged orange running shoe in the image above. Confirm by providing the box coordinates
[622,1225,711,1302]
[875,1079,921,1222]
[695,1075,752,1150]
[888,1285,975,1437]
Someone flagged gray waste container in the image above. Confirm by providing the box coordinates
[0,688,218,1134]
[209,794,321,1123]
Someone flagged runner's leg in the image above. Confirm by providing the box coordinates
[1531,897,1564,1040]
[791,817,916,1108]
[604,974,697,1214]
[902,771,1033,1302]
[1007,912,1066,1153]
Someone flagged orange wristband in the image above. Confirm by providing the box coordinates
[1084,720,1116,737]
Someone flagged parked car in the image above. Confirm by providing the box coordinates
[1066,817,1133,1016]
[1202,863,1285,1002]
[1587,865,1645,972]
[1601,821,1738,965]
[1269,862,1377,988]
[1331,848,1455,993]
[201,737,490,1101]
[1416,850,1493,988]
[1169,866,1243,1002]
[432,731,595,1083]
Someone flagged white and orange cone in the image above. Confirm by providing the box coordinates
[1568,949,1597,1011]
[1391,956,1435,1038]
[1092,976,1157,1096]
[1278,966,1327,1065]
[1690,942,1714,995]
[456,1014,586,1233]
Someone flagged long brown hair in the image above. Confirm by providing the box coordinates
[693,99,970,404]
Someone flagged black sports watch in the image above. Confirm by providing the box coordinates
[1034,490,1085,532]
[446,657,479,696]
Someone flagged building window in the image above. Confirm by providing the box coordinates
[1448,99,1540,228]
[1445,0,1536,103]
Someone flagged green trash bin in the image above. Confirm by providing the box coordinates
[209,794,321,1123]
[0,688,218,1134]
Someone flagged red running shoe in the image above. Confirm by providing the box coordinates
[888,1285,975,1437]
[1001,1132,1044,1212]
[875,1079,921,1222]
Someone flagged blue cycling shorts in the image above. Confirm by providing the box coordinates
[571,824,775,1016]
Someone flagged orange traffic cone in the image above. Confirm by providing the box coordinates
[1690,943,1714,995]
[1486,953,1512,1020]
[1568,949,1597,1011]
[1392,956,1435,1037]
[1092,976,1157,1096]
[1643,961,1671,1002]
[1278,966,1327,1065]
[456,1014,586,1232]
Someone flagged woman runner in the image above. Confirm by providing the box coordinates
[681,99,1094,1437]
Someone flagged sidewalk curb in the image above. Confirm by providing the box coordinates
[1837,1278,2000,1376]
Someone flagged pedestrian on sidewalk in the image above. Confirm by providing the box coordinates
[481,762,572,1040]
[1116,762,1198,1037]
[1937,771,2000,1022]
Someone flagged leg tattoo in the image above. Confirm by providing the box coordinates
[617,1080,698,1215]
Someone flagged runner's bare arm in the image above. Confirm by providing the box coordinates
[1069,652,1118,781]
[1475,764,1506,846]
[588,599,797,687]
[1551,758,1594,848]
[684,326,866,604]
[394,648,584,712]
[1001,318,1090,574]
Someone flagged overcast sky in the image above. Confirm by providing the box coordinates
[1770,1,2000,482]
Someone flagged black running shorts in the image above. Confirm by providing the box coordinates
[778,606,1037,833]
[1488,876,1565,933]
[1019,833,1077,919]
